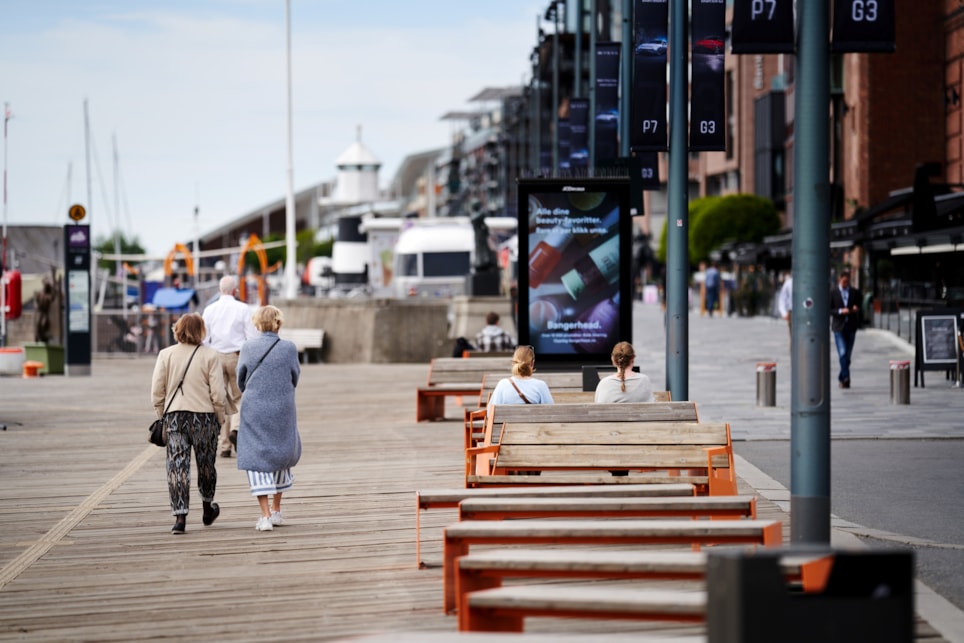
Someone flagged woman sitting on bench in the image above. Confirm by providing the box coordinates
[487,345,554,408]
[594,341,655,403]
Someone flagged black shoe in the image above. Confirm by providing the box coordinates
[202,502,220,526]
[220,449,233,458]
[843,378,851,389]
[172,516,186,535]
[229,430,238,448]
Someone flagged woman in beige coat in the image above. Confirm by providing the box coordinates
[151,313,227,534]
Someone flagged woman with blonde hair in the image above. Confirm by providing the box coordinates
[151,313,227,534]
[594,341,654,403]
[487,345,554,408]
[236,305,302,532]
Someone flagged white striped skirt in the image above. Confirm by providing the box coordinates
[245,469,294,497]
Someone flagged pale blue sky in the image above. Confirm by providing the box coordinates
[1,1,542,256]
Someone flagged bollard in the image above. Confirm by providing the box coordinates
[889,360,910,405]
[22,360,44,378]
[756,362,776,407]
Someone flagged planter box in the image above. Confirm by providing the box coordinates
[23,343,65,375]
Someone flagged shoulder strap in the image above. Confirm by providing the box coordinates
[508,378,532,404]
[163,345,200,415]
[244,337,282,388]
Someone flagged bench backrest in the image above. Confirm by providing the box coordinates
[476,371,585,407]
[278,328,325,351]
[426,356,513,386]
[494,420,731,472]
[474,401,700,455]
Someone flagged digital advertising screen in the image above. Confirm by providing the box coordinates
[517,178,632,366]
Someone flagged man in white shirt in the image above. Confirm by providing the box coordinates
[203,275,258,457]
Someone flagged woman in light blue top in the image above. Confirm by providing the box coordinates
[487,345,554,408]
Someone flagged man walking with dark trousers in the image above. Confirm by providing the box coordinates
[830,271,862,389]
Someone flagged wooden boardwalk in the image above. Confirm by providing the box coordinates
[0,359,946,641]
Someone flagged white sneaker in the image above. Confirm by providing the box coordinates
[269,511,284,527]
[255,516,273,531]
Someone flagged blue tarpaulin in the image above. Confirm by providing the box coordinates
[152,288,196,311]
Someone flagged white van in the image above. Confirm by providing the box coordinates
[393,218,475,298]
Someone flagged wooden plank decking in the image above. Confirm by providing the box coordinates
[0,359,947,642]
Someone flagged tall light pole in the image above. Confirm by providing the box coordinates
[1,102,10,347]
[283,0,298,300]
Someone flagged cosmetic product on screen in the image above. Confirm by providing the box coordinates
[560,235,620,300]
[574,292,620,353]
[528,228,571,288]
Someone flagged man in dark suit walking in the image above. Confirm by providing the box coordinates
[830,271,862,388]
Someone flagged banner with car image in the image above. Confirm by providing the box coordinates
[689,0,726,151]
[594,42,622,165]
[517,177,632,366]
[631,0,668,151]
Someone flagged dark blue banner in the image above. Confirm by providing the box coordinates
[689,0,727,151]
[631,0,668,151]
[594,42,622,165]
[558,118,571,171]
[831,0,895,53]
[731,0,795,54]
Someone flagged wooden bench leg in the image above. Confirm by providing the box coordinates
[442,537,468,614]
[463,606,524,632]
[415,496,423,569]
[457,571,502,630]
[416,392,445,422]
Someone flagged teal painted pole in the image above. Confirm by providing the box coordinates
[665,0,688,400]
[552,4,560,173]
[588,0,597,173]
[620,0,632,157]
[574,0,583,98]
[790,0,831,544]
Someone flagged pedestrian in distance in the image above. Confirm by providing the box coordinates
[830,271,862,389]
[487,345,554,410]
[778,274,793,341]
[704,262,721,317]
[150,313,227,535]
[474,311,516,353]
[594,341,655,403]
[203,275,258,458]
[236,305,302,532]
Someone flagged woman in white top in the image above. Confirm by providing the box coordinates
[487,345,554,408]
[594,341,654,403]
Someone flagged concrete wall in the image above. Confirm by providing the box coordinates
[281,298,453,363]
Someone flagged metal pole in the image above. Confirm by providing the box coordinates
[588,0,597,173]
[283,0,298,300]
[1,102,9,347]
[620,0,632,157]
[552,3,560,174]
[665,0,689,400]
[790,0,832,544]
[574,0,583,98]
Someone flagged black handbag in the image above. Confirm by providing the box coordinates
[149,346,200,447]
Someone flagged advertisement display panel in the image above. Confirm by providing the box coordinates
[569,99,590,170]
[518,178,632,366]
[594,42,622,165]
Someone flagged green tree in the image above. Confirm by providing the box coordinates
[656,196,722,264]
[94,233,146,272]
[690,194,780,265]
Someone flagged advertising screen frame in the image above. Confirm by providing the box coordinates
[517,177,633,368]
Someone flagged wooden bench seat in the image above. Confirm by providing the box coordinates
[463,583,707,631]
[278,327,325,364]
[415,483,696,568]
[466,413,736,497]
[458,494,757,521]
[417,357,512,422]
[455,549,833,626]
[441,518,782,613]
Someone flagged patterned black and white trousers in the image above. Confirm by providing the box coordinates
[165,411,220,516]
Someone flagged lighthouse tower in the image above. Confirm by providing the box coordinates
[333,126,381,204]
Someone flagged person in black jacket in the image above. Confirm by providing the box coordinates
[829,271,862,389]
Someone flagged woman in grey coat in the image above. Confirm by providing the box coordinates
[236,305,302,532]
